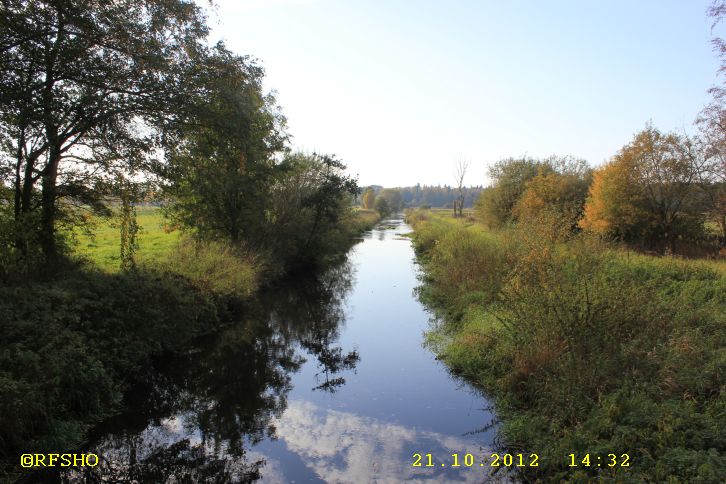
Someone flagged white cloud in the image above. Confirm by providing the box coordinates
[274,400,514,483]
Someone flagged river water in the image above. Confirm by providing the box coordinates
[58,216,509,483]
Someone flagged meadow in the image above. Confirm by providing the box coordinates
[407,208,726,483]
[70,205,380,273]
[71,206,180,272]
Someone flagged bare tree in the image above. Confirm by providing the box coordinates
[453,157,470,217]
[695,1,726,244]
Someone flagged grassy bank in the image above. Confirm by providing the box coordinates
[1,205,377,481]
[350,208,381,232]
[0,240,259,480]
[407,209,725,483]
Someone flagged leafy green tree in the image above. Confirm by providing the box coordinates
[161,44,287,244]
[374,196,391,217]
[262,152,359,269]
[0,0,209,263]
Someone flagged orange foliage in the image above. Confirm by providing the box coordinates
[514,170,589,223]
[579,153,647,238]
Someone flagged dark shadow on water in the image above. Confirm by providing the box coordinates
[22,260,359,483]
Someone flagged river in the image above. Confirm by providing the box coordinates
[55,216,509,483]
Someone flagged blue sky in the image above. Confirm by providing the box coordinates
[205,0,722,186]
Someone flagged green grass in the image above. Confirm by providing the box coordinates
[71,206,180,272]
[407,208,726,483]
[2,206,263,480]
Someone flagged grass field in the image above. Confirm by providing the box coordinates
[413,208,726,274]
[71,206,181,272]
[72,206,382,273]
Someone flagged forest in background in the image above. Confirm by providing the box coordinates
[358,185,484,213]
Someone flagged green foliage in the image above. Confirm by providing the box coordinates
[0,0,211,262]
[261,152,360,272]
[161,44,287,244]
[350,209,380,232]
[374,196,391,217]
[71,206,180,273]
[409,210,726,483]
[118,181,140,272]
[514,167,591,228]
[153,238,259,299]
[0,266,224,475]
[475,156,590,229]
[379,188,403,212]
[474,157,547,227]
[394,184,484,208]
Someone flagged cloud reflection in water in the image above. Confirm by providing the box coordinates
[265,399,513,483]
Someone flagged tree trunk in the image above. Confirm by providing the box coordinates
[40,145,60,263]
[13,131,24,221]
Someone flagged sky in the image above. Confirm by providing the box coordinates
[202,0,723,187]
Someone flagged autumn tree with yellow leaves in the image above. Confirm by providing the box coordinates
[361,188,376,209]
[580,125,703,251]
[514,157,591,227]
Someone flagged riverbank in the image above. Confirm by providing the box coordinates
[0,206,380,481]
[407,209,725,483]
[35,214,503,483]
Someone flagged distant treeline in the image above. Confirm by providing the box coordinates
[359,185,484,210]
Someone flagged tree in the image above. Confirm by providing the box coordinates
[452,158,470,217]
[262,152,359,269]
[361,188,376,209]
[695,0,726,244]
[514,157,591,227]
[580,125,702,250]
[374,196,391,217]
[161,44,287,244]
[475,157,548,227]
[0,0,210,263]
[379,188,403,212]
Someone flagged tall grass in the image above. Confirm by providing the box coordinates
[152,238,259,299]
[407,208,726,483]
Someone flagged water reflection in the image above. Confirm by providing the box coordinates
[265,260,360,393]
[54,260,359,483]
[35,221,502,483]
[271,400,511,483]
